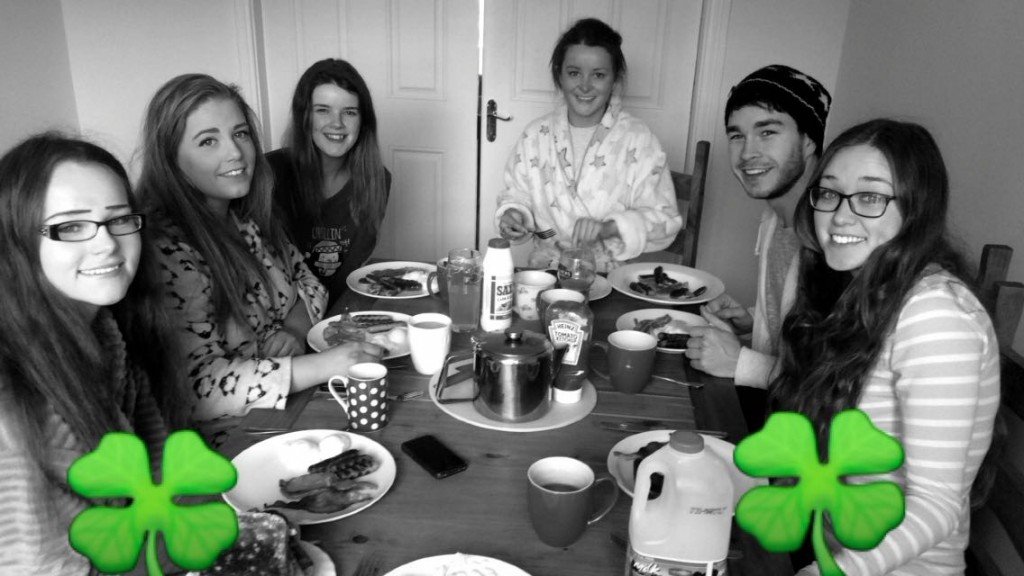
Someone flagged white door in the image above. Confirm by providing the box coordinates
[478,0,703,263]
[260,0,480,262]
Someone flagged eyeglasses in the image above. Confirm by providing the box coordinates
[808,186,896,219]
[39,214,145,242]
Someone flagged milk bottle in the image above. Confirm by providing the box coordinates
[626,430,733,576]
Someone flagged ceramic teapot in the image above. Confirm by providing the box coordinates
[435,329,564,422]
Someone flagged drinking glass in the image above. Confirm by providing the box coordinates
[447,248,482,333]
[557,247,597,295]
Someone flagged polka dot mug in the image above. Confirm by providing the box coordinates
[327,362,390,431]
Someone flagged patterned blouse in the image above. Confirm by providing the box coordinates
[154,213,327,421]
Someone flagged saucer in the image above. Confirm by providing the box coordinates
[428,358,597,432]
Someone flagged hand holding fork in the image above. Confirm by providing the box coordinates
[499,210,556,242]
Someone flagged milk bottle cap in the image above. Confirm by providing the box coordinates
[488,238,510,249]
[668,430,704,454]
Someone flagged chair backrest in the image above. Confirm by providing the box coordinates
[662,140,710,267]
[975,244,1023,348]
[978,244,1014,313]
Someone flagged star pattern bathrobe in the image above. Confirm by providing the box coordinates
[495,95,682,273]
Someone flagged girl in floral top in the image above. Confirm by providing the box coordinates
[137,74,382,421]
[496,18,681,272]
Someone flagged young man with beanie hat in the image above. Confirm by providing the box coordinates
[685,64,831,394]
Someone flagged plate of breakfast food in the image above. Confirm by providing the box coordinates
[347,261,436,299]
[606,430,762,501]
[382,553,531,576]
[224,429,396,525]
[307,311,410,360]
[608,263,724,306]
[616,309,709,354]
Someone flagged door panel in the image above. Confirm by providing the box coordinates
[261,0,479,262]
[478,0,702,263]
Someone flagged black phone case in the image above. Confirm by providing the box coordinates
[401,435,468,479]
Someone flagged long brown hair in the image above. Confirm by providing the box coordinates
[137,73,289,326]
[0,133,185,486]
[769,119,971,448]
[285,59,388,236]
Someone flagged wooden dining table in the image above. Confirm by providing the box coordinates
[215,270,794,576]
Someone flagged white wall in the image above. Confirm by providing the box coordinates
[694,0,851,309]
[827,0,1024,353]
[0,0,78,153]
[59,0,262,175]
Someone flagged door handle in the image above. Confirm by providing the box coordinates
[486,99,513,142]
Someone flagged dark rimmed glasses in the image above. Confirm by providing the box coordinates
[39,214,145,242]
[808,186,896,218]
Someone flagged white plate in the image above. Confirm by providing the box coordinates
[307,311,411,360]
[383,553,531,576]
[589,274,612,301]
[224,429,397,525]
[605,430,764,507]
[608,263,724,306]
[300,541,336,576]
[429,358,597,433]
[347,261,437,299]
[615,309,709,355]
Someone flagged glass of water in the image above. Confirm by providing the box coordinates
[446,248,482,332]
[557,247,597,296]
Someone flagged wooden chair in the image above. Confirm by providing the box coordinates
[975,244,1024,347]
[631,140,710,268]
[966,245,1024,576]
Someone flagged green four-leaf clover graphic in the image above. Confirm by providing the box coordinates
[733,410,905,576]
[68,430,239,575]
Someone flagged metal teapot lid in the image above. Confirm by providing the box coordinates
[476,329,551,361]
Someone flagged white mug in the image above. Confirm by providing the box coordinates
[408,312,453,375]
[514,270,557,321]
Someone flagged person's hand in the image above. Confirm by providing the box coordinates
[499,210,529,241]
[261,330,305,358]
[322,341,386,373]
[702,293,754,335]
[572,218,616,246]
[684,324,741,377]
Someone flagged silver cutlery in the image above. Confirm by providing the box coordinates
[533,227,556,239]
[389,390,424,401]
[650,374,703,389]
[598,420,727,438]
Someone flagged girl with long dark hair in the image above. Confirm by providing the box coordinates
[137,74,382,421]
[267,58,390,308]
[0,133,184,572]
[771,119,999,574]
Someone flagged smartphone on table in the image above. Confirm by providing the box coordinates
[401,434,468,479]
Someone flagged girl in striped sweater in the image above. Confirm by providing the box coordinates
[771,119,999,575]
[0,134,186,573]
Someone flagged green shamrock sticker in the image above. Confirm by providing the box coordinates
[68,430,239,575]
[733,410,905,576]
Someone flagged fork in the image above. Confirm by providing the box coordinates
[533,227,556,239]
[352,552,384,576]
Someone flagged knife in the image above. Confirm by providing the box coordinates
[598,421,728,438]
